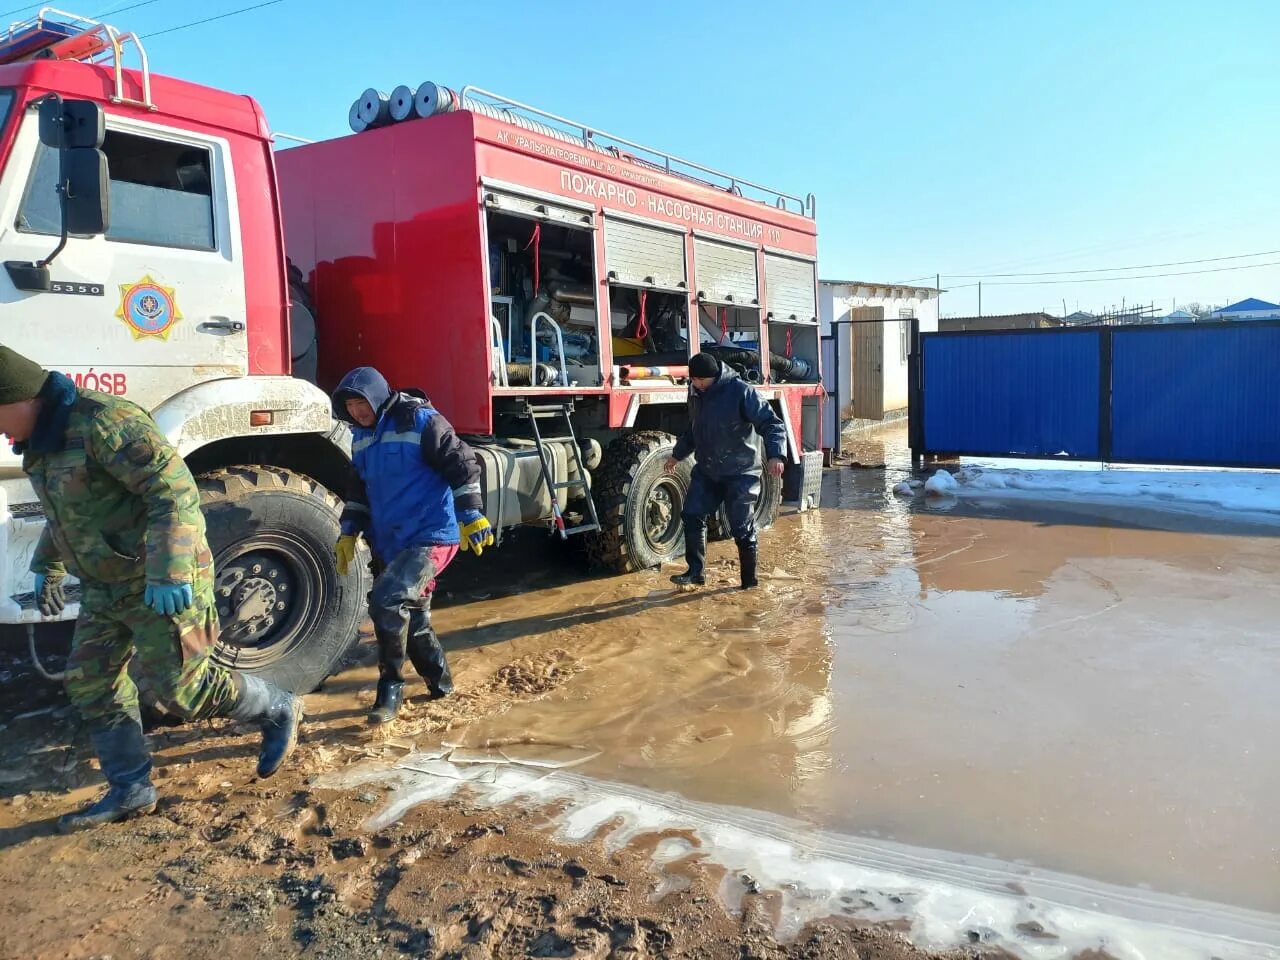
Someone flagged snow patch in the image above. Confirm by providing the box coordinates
[923,469,959,497]
[949,465,1280,522]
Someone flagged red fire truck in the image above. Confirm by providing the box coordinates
[0,10,824,694]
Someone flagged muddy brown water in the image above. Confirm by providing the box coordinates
[395,428,1278,917]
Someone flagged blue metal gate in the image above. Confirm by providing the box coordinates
[911,320,1280,468]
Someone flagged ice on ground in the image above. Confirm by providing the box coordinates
[923,469,959,497]
[949,465,1280,521]
[761,568,801,581]
[391,743,601,772]
[445,747,511,765]
[318,758,1280,960]
[498,743,602,769]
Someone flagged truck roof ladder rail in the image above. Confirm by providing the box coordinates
[459,84,816,219]
[0,7,155,111]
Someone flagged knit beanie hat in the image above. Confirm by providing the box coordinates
[0,346,50,406]
[689,353,721,379]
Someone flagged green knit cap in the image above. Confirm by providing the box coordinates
[0,346,50,406]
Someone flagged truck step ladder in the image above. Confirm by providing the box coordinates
[523,402,600,538]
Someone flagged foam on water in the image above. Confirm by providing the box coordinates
[318,755,1280,960]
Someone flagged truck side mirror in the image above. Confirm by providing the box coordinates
[39,98,105,149]
[37,97,109,238]
[61,147,109,236]
[5,96,112,292]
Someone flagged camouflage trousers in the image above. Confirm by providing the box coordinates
[64,576,239,728]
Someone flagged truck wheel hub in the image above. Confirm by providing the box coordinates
[644,479,682,547]
[216,551,294,647]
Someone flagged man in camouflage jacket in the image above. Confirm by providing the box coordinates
[0,345,304,832]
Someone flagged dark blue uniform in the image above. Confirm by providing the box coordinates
[671,364,786,587]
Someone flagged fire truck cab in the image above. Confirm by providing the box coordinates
[0,12,365,694]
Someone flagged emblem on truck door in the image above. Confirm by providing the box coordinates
[116,275,182,340]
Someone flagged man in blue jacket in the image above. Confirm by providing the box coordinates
[332,368,494,723]
[664,352,787,590]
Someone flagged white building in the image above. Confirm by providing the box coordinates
[819,280,940,431]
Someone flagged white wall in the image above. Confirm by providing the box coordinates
[1216,309,1280,321]
[820,283,940,414]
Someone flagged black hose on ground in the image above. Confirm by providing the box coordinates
[27,623,65,682]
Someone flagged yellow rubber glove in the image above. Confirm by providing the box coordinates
[335,534,359,577]
[458,511,495,557]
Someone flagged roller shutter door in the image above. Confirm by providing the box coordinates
[605,218,686,290]
[694,237,758,304]
[483,189,594,228]
[765,252,817,321]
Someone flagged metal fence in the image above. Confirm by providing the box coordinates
[910,320,1280,469]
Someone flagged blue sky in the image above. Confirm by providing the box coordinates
[31,0,1278,317]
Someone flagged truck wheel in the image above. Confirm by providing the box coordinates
[757,470,783,529]
[587,432,691,573]
[199,467,368,693]
[135,467,368,725]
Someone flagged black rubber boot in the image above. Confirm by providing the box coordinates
[736,535,759,590]
[671,516,707,586]
[407,625,454,700]
[58,721,157,833]
[367,678,406,724]
[229,674,304,778]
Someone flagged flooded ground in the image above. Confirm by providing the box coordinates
[2,425,1277,958]
[413,428,1279,916]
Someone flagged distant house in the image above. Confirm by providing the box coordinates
[818,280,940,428]
[1062,310,1096,326]
[1156,309,1197,324]
[1210,298,1280,321]
[938,312,1060,332]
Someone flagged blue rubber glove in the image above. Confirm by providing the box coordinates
[144,583,194,617]
[457,509,495,556]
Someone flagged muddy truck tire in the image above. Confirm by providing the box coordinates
[140,467,370,721]
[135,467,370,724]
[200,466,369,690]
[587,432,692,573]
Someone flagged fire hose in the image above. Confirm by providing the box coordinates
[701,346,812,382]
[505,362,561,387]
[770,353,814,381]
